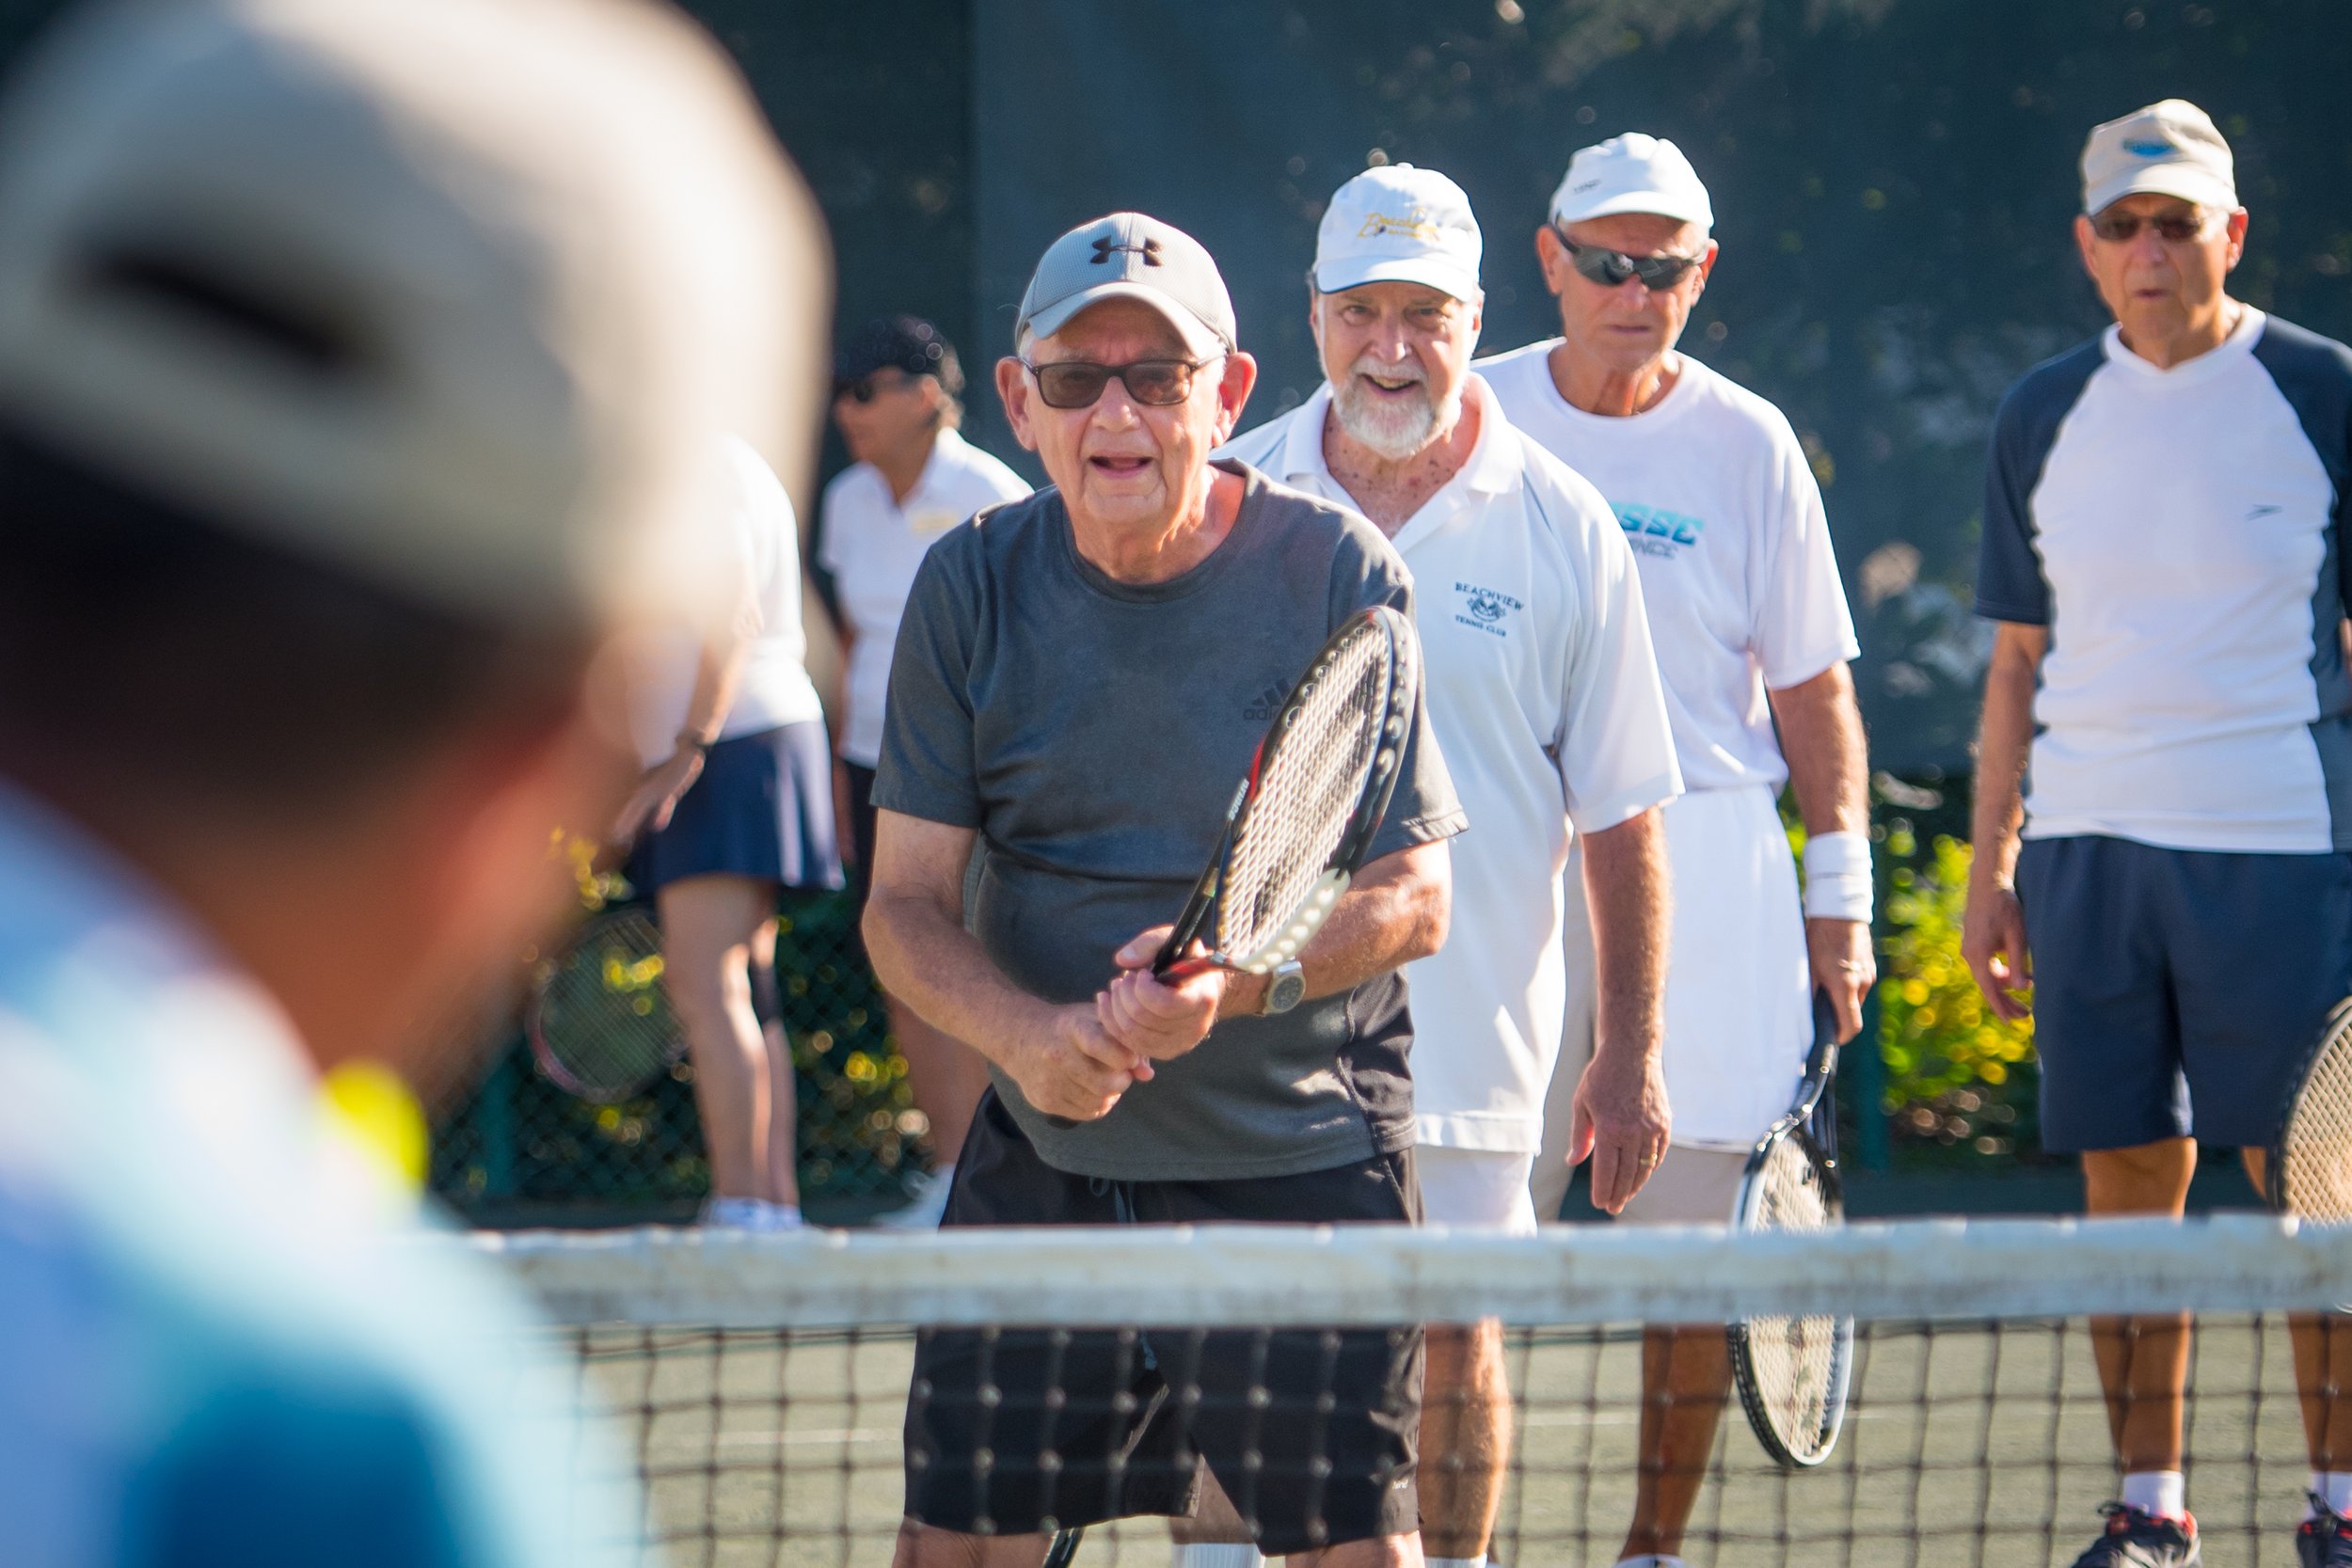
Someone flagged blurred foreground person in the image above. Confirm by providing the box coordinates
[0,0,824,1563]
[820,316,1027,1227]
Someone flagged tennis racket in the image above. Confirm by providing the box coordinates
[525,904,687,1102]
[1727,989,1854,1469]
[1151,603,1419,980]
[2265,994,2352,1219]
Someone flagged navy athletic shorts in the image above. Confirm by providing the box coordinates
[901,1091,1422,1556]
[2014,833,2352,1153]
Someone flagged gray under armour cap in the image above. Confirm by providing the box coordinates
[0,0,827,636]
[1014,213,1236,357]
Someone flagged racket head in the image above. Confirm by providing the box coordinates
[2268,994,2352,1217]
[1191,605,1416,974]
[525,906,685,1102]
[1727,989,1853,1467]
[1727,1125,1853,1467]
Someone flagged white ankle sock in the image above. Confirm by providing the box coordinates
[2312,1470,2352,1518]
[1427,1558,1487,1568]
[1613,1556,1691,1568]
[1168,1545,1262,1568]
[2121,1469,2186,1519]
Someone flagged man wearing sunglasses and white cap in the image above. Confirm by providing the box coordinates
[1963,100,2352,1568]
[867,210,1465,1566]
[1218,162,1682,1568]
[1479,133,1871,1568]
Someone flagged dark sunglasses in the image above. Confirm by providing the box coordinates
[1556,231,1705,291]
[1021,356,1213,410]
[2089,208,2216,245]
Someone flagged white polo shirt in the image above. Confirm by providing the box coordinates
[1478,342,1860,791]
[1977,308,2352,853]
[628,436,827,766]
[819,428,1031,768]
[1218,375,1682,1152]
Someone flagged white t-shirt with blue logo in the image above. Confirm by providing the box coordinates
[1478,341,1860,795]
[1976,308,2352,855]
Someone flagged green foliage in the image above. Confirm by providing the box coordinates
[1878,831,2042,1164]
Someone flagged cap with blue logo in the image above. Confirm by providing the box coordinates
[1312,164,1483,303]
[2081,99,2237,216]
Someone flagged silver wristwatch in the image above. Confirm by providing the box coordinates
[1258,959,1306,1017]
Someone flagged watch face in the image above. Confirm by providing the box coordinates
[1266,968,1308,1015]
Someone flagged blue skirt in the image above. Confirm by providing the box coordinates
[628,721,843,895]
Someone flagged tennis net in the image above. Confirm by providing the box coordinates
[466,1214,2352,1567]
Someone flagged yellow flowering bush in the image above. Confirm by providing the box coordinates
[1878,830,2039,1159]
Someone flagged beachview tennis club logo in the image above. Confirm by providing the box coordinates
[1453,581,1522,638]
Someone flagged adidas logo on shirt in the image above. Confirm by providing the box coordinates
[1243,680,1292,721]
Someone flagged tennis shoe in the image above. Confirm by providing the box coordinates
[2299,1494,2352,1568]
[2071,1503,2198,1568]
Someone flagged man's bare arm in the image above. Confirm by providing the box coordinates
[1097,839,1452,1058]
[1573,806,1670,1215]
[862,809,1142,1121]
[1962,622,2047,1022]
[1768,661,1875,1039]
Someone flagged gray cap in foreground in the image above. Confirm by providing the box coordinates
[1015,213,1236,358]
[0,0,829,634]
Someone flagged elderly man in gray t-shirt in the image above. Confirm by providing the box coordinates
[866,212,1464,1568]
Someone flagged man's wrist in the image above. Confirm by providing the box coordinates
[1217,970,1271,1019]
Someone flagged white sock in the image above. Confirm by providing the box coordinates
[2121,1469,2186,1519]
[2312,1470,2352,1518]
[1168,1546,1262,1568]
[1427,1559,1486,1568]
[1613,1556,1691,1568]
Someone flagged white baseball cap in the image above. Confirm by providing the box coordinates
[1312,164,1483,302]
[2081,99,2238,216]
[1549,133,1714,233]
[1015,212,1236,358]
[0,0,825,636]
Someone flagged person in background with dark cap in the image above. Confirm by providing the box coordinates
[0,0,825,1560]
[819,315,1028,1227]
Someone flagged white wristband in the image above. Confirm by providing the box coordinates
[1802,830,1873,923]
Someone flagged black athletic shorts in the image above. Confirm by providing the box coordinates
[901,1090,1423,1556]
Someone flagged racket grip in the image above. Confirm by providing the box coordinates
[1152,954,1216,982]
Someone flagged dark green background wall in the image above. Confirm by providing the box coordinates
[2,0,2344,771]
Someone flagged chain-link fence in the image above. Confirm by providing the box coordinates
[429,887,928,1226]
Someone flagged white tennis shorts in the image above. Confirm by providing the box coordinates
[1415,1145,1539,1234]
[1531,783,1808,1223]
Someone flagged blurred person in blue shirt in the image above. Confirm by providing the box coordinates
[0,0,828,1562]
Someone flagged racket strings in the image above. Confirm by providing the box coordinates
[1218,626,1395,959]
[1742,1135,1844,1460]
[2282,1012,2352,1220]
[535,910,682,1101]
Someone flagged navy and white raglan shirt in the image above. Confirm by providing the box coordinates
[1977,308,2352,854]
